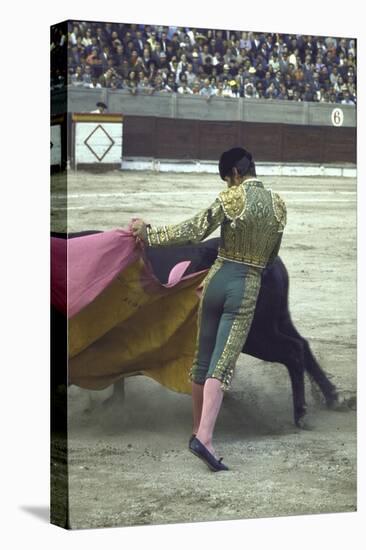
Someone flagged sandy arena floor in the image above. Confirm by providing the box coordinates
[51,170,357,529]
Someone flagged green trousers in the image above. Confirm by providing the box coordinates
[189,257,262,390]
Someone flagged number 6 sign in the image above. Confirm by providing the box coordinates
[331,108,344,127]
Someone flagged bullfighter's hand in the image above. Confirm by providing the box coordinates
[131,219,148,242]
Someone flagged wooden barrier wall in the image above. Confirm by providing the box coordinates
[123,116,356,164]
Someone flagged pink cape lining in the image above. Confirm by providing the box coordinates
[51,228,205,318]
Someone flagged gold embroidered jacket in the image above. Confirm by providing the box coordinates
[146,179,286,268]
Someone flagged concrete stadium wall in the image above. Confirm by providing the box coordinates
[123,116,356,164]
[51,88,356,169]
[51,87,356,128]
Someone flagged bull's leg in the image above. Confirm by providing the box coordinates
[285,363,307,428]
[245,330,307,428]
[276,334,308,428]
[301,340,339,404]
[279,318,342,407]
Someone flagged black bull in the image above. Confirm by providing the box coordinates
[51,233,343,428]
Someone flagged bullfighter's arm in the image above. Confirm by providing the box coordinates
[146,198,224,247]
[267,192,287,264]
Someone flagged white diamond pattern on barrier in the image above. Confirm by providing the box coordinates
[84,124,115,162]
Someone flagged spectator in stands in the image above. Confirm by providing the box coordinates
[129,50,140,69]
[90,101,108,113]
[259,42,270,62]
[333,75,345,95]
[288,47,299,68]
[210,76,218,92]
[69,25,80,46]
[86,48,103,77]
[253,62,265,80]
[243,81,257,99]
[346,65,356,83]
[320,90,330,103]
[329,92,337,103]
[262,70,272,90]
[151,42,163,65]
[163,73,177,93]
[227,58,238,78]
[212,30,225,56]
[212,52,224,75]
[348,39,356,57]
[88,77,102,89]
[265,82,278,99]
[184,63,197,87]
[269,53,280,73]
[140,46,152,68]
[318,65,331,88]
[277,83,288,100]
[272,70,283,92]
[294,64,305,86]
[207,38,216,56]
[69,44,83,69]
[219,64,231,82]
[348,84,357,103]
[175,47,188,68]
[230,37,241,58]
[82,64,93,87]
[177,79,193,94]
[256,81,265,98]
[189,49,200,69]
[302,83,314,101]
[223,47,234,66]
[134,30,146,55]
[211,81,222,97]
[275,34,287,55]
[191,81,201,95]
[199,78,215,100]
[70,65,83,87]
[126,71,138,95]
[315,54,326,72]
[235,48,246,66]
[200,44,212,64]
[312,71,321,94]
[202,56,214,76]
[338,58,351,79]
[147,30,159,52]
[82,28,93,48]
[239,31,252,51]
[329,65,339,86]
[152,75,165,93]
[251,33,263,54]
[336,38,348,58]
[101,45,114,70]
[158,52,170,73]
[219,79,234,97]
[169,56,179,82]
[137,75,154,94]
[160,31,170,54]
[279,51,290,73]
[284,72,294,89]
[61,22,356,106]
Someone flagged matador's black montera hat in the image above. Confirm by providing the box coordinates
[218,147,254,181]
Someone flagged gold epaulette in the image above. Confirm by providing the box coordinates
[271,192,287,229]
[218,185,246,222]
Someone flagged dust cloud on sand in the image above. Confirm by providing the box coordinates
[52,171,356,529]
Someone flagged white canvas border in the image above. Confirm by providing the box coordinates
[1,1,363,548]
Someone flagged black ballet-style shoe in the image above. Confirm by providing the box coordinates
[188,434,196,446]
[189,436,229,472]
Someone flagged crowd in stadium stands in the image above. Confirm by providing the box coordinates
[50,23,357,105]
